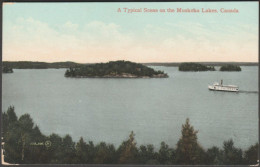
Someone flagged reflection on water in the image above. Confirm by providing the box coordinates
[239,90,258,94]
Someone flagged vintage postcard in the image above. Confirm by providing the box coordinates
[1,1,259,166]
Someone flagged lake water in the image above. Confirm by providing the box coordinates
[2,66,258,150]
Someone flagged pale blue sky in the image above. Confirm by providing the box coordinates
[3,2,259,63]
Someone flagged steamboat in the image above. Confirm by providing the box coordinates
[208,80,239,92]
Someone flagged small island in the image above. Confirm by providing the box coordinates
[179,63,215,71]
[2,66,13,73]
[65,60,168,78]
[220,64,241,71]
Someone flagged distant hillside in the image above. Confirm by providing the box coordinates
[143,62,258,67]
[2,61,84,69]
[65,60,168,78]
[2,61,258,69]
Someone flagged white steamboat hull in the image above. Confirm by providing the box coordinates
[208,85,239,92]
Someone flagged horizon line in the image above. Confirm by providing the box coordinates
[2,60,259,64]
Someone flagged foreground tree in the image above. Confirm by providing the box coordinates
[175,118,206,165]
[117,131,139,164]
[158,141,175,164]
[244,143,259,165]
[75,137,89,164]
[222,139,243,165]
[3,107,21,163]
[94,142,116,164]
[205,146,222,165]
[139,144,159,164]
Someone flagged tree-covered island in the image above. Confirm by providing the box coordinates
[179,63,215,71]
[65,60,168,78]
[2,66,13,73]
[220,64,241,71]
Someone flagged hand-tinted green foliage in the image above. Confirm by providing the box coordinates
[94,142,116,164]
[1,107,258,165]
[65,60,168,78]
[220,64,241,71]
[222,139,243,164]
[117,131,139,164]
[175,118,206,164]
[179,63,215,71]
[205,146,222,165]
[138,144,159,164]
[75,137,88,164]
[2,66,13,73]
[158,141,175,164]
[244,143,259,164]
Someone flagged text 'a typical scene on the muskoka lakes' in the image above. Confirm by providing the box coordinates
[119,8,239,13]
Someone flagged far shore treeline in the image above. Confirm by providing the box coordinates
[2,61,257,71]
[2,61,258,69]
[1,106,258,165]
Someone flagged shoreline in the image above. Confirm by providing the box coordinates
[65,74,169,78]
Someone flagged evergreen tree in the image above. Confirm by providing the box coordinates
[158,141,174,164]
[244,143,259,165]
[75,137,88,164]
[2,112,8,137]
[3,106,21,163]
[94,142,116,164]
[60,135,77,163]
[205,146,222,165]
[118,131,139,164]
[48,133,63,163]
[6,106,17,124]
[175,118,206,165]
[139,144,159,164]
[222,139,243,165]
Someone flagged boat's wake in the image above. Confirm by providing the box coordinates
[239,90,258,94]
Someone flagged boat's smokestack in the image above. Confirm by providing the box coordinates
[221,80,223,85]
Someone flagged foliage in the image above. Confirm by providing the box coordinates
[118,131,139,164]
[205,146,222,165]
[220,64,241,71]
[1,107,258,165]
[64,60,168,78]
[244,143,259,165]
[179,63,215,71]
[94,142,116,164]
[2,66,13,73]
[158,141,175,164]
[175,118,206,164]
[222,139,243,164]
[139,144,159,164]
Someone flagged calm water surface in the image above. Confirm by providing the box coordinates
[2,66,258,150]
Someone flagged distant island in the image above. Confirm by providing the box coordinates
[2,66,13,73]
[65,60,168,78]
[220,64,241,71]
[179,63,215,71]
